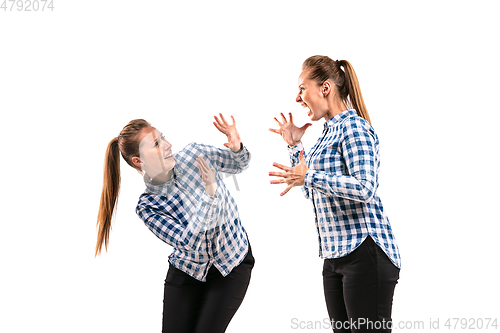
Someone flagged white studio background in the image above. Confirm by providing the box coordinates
[1,1,499,332]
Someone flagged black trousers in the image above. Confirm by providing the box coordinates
[323,236,400,333]
[162,245,254,333]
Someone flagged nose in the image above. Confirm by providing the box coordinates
[160,139,172,152]
[296,92,302,103]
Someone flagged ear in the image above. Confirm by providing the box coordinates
[131,156,143,168]
[322,80,332,97]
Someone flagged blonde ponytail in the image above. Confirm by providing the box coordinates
[95,137,121,256]
[339,60,371,125]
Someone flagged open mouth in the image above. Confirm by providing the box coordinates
[301,102,312,116]
[306,107,312,117]
[164,152,173,160]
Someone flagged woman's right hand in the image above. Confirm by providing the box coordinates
[269,113,311,147]
[196,156,217,197]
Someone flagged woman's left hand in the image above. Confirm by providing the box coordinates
[269,151,309,196]
[213,113,242,152]
[197,156,217,197]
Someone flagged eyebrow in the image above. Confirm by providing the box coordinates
[142,132,158,146]
[152,132,164,145]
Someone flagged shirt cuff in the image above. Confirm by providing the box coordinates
[231,142,244,153]
[288,142,304,154]
[200,191,219,227]
[304,169,316,189]
[304,169,328,191]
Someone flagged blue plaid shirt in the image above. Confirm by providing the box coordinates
[289,109,401,268]
[136,142,251,281]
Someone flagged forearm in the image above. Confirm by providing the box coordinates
[198,142,251,174]
[178,191,222,249]
[137,193,220,252]
[287,142,312,199]
[304,170,376,202]
[228,144,251,173]
[288,142,304,167]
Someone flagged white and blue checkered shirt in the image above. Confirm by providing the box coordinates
[289,109,401,268]
[136,142,251,281]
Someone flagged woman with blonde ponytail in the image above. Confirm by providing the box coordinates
[269,56,400,332]
[96,115,254,333]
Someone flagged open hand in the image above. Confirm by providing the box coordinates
[269,151,309,196]
[213,113,241,152]
[196,156,217,197]
[269,113,311,147]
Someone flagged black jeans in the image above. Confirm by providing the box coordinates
[323,236,400,333]
[162,244,254,333]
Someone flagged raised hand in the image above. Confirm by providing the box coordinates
[196,156,217,197]
[269,151,309,196]
[269,113,311,147]
[213,113,242,152]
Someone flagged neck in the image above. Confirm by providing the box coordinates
[324,97,348,121]
[150,168,174,185]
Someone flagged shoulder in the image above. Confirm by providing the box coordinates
[180,142,199,154]
[183,142,222,160]
[136,191,178,216]
[180,142,214,156]
[136,191,163,209]
[174,142,201,166]
[339,114,377,141]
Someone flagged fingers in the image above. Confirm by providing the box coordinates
[196,159,205,175]
[280,185,293,197]
[299,123,312,131]
[289,112,294,123]
[269,128,280,134]
[299,150,305,161]
[269,171,289,178]
[214,115,224,128]
[196,160,206,176]
[270,176,300,184]
[213,121,224,133]
[274,117,283,126]
[268,161,299,196]
[196,156,210,173]
[214,114,237,136]
[272,162,291,171]
[219,113,229,125]
[199,156,210,170]
[280,112,287,123]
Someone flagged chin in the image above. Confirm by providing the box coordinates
[167,160,176,169]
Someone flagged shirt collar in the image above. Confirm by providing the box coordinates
[324,109,357,129]
[144,167,178,196]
